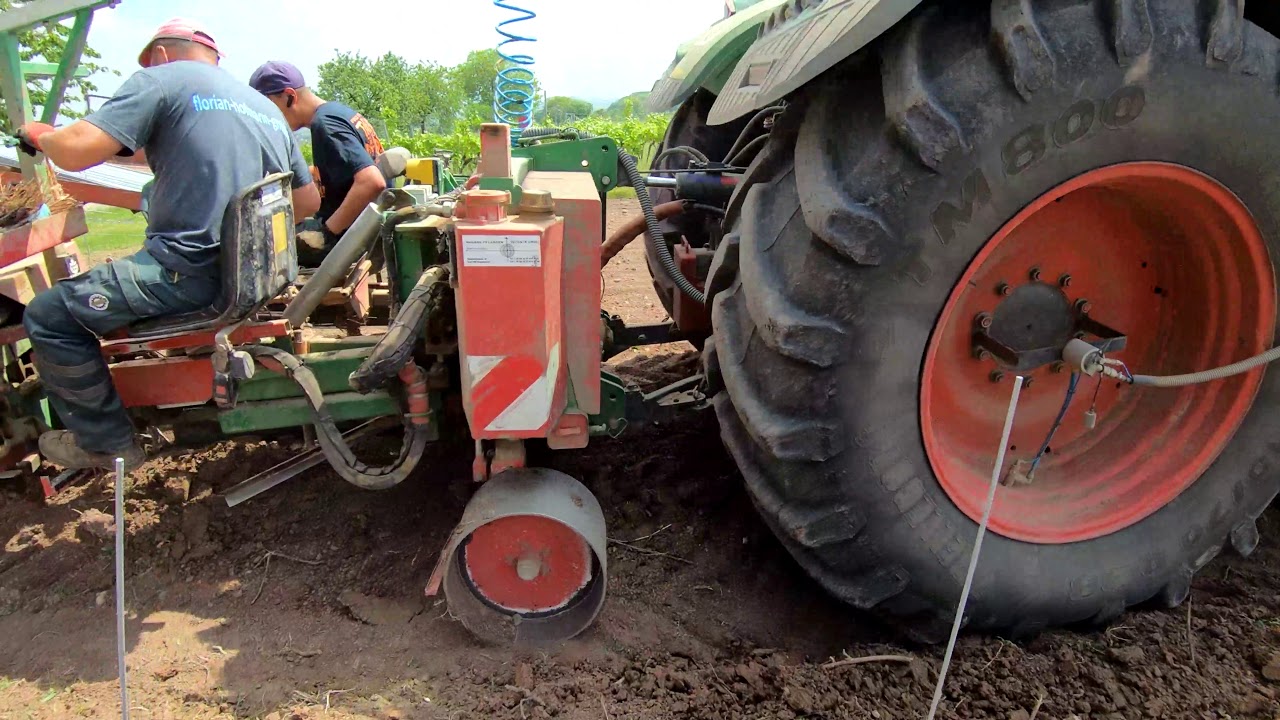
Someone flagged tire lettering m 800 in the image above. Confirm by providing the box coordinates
[929,85,1147,248]
[1003,85,1147,177]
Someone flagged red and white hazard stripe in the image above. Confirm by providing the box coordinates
[467,345,562,433]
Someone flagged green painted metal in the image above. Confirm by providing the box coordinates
[705,0,923,125]
[40,9,93,125]
[218,391,399,434]
[513,137,620,195]
[391,227,433,304]
[645,0,785,113]
[0,32,36,177]
[589,371,630,437]
[0,0,117,35]
[20,62,90,79]
[236,349,371,402]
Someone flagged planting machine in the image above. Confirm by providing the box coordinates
[8,0,1280,647]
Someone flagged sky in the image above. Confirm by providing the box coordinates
[81,0,728,111]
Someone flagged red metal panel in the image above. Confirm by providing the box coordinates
[0,206,88,267]
[56,180,142,212]
[453,191,567,439]
[101,319,290,356]
[522,172,602,417]
[112,356,213,407]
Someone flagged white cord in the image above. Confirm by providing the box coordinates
[115,457,129,720]
[925,376,1024,720]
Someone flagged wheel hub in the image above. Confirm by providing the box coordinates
[989,280,1074,357]
[975,281,1128,374]
[922,162,1275,544]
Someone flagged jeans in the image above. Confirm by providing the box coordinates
[23,249,219,453]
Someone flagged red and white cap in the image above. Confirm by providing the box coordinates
[138,18,222,68]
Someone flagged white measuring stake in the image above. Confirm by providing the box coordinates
[114,457,130,720]
[925,376,1024,720]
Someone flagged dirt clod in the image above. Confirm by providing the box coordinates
[338,590,422,626]
[76,508,114,539]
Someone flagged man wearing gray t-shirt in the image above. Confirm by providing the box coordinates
[14,18,321,470]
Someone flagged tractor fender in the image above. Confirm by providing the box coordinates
[705,0,923,126]
[646,0,787,114]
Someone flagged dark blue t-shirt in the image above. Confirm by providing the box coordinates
[85,61,312,276]
[311,101,384,223]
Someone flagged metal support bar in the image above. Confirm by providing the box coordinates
[41,9,93,125]
[20,61,90,78]
[0,0,117,34]
[223,420,386,507]
[0,32,36,178]
[603,317,691,360]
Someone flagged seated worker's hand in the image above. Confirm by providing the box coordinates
[16,122,55,157]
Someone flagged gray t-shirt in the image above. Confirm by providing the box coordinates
[85,61,311,277]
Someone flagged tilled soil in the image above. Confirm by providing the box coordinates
[2,200,1280,719]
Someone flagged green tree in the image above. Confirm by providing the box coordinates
[0,0,112,131]
[544,96,592,125]
[605,92,651,119]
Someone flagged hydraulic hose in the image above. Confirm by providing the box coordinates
[247,346,431,490]
[518,127,579,142]
[722,105,784,164]
[654,146,709,167]
[1130,345,1280,387]
[349,265,450,393]
[618,151,706,305]
[726,135,768,168]
[601,201,686,267]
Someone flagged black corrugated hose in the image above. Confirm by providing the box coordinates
[617,150,706,305]
[246,346,431,490]
[349,265,450,393]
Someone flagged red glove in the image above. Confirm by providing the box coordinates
[15,122,54,157]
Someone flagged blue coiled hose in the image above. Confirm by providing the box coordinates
[493,0,536,138]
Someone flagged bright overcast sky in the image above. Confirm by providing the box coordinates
[83,0,727,110]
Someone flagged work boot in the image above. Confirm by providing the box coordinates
[38,430,145,471]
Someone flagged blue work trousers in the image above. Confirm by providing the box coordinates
[22,249,218,453]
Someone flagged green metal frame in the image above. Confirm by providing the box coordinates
[512,137,621,195]
[0,0,114,180]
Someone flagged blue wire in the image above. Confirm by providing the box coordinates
[493,0,537,136]
[1029,372,1080,472]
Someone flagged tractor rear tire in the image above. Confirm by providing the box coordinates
[711,0,1280,639]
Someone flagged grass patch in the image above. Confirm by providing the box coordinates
[607,186,637,200]
[80,204,145,260]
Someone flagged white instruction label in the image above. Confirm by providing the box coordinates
[461,234,542,267]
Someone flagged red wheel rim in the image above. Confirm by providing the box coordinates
[462,515,593,613]
[921,163,1275,543]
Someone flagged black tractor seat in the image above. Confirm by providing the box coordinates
[124,173,299,341]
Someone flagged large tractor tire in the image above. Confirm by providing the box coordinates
[711,0,1280,639]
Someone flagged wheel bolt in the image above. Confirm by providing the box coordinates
[1075,299,1092,314]
[973,348,992,361]
[1059,274,1072,288]
[995,282,1012,297]
[1051,361,1066,374]
[989,370,1005,383]
[1023,377,1034,388]
[516,555,542,582]
[1029,267,1042,282]
[975,313,993,329]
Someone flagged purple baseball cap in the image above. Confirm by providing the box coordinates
[249,60,306,96]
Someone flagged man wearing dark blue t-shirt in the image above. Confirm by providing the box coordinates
[249,61,387,266]
[14,19,321,469]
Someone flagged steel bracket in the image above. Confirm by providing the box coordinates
[973,312,1127,373]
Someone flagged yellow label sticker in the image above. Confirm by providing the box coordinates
[272,211,288,254]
